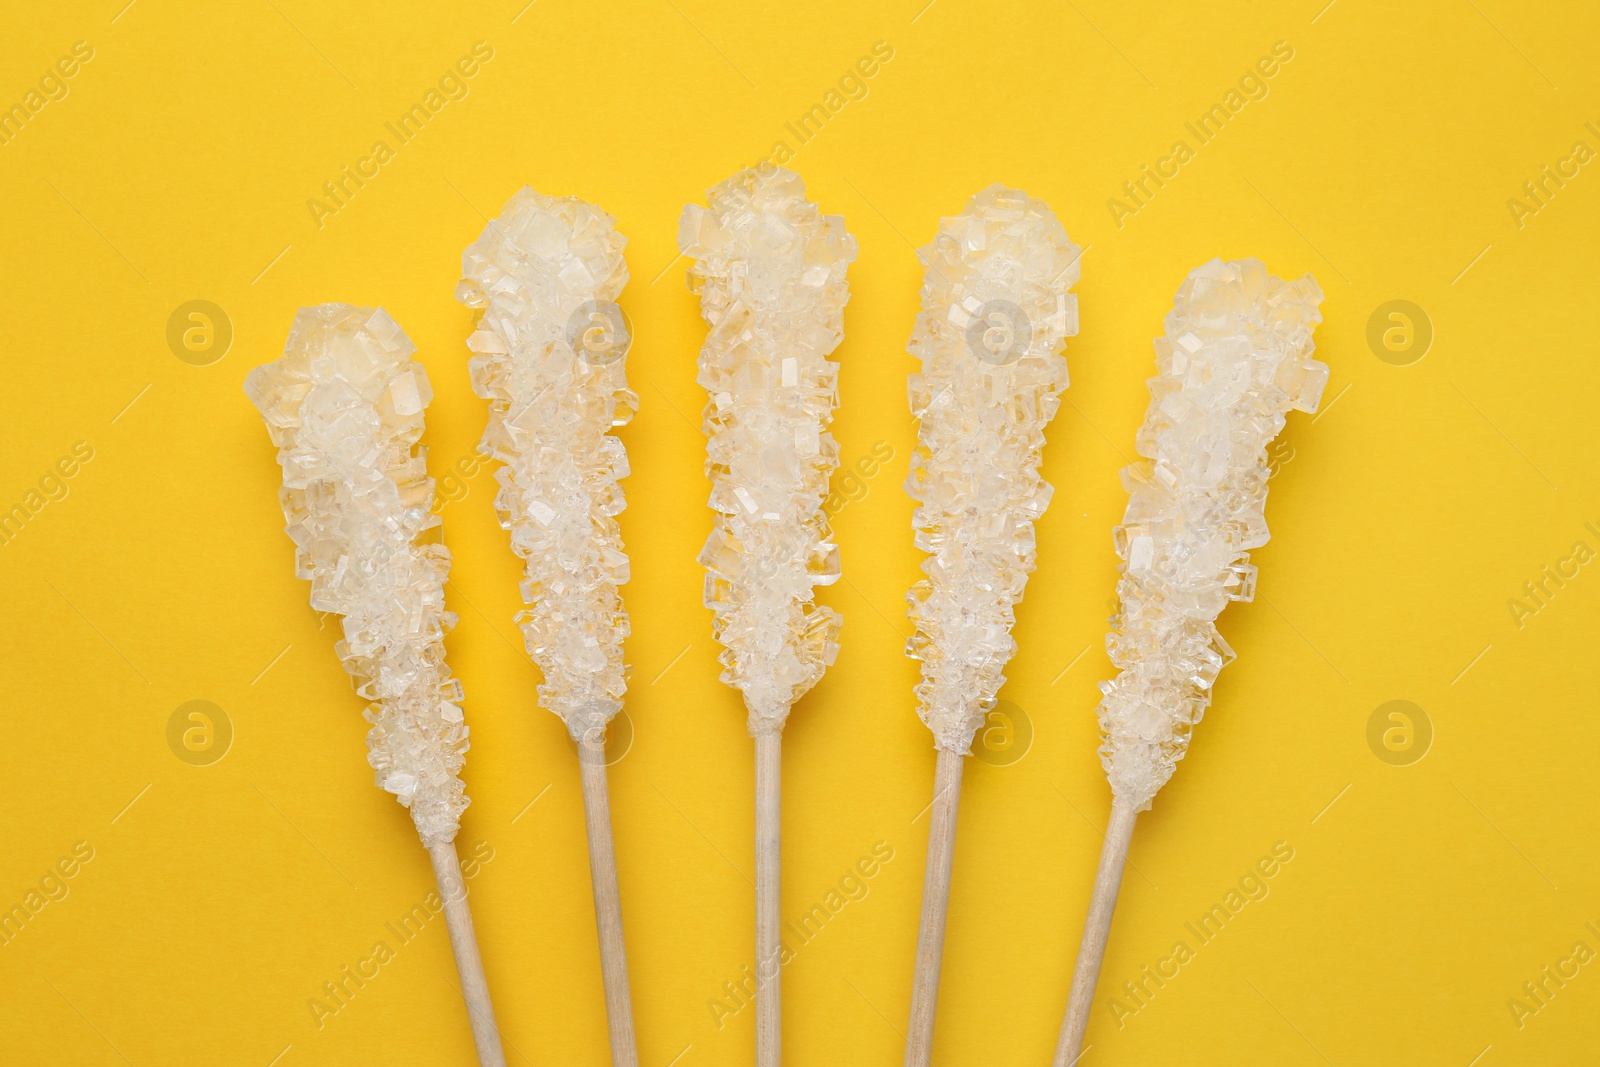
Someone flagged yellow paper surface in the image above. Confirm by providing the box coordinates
[1,1,1595,1063]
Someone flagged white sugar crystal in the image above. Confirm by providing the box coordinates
[1100,258,1326,811]
[681,166,854,735]
[466,330,507,354]
[384,772,418,797]
[457,187,636,743]
[244,304,469,847]
[904,185,1079,754]
[1059,292,1080,337]
[365,308,406,349]
[387,370,424,415]
[1129,535,1154,572]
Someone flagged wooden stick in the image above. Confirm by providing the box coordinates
[578,734,640,1067]
[904,747,965,1067]
[1052,796,1139,1066]
[754,729,783,1067]
[427,838,509,1067]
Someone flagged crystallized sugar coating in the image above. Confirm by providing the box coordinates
[245,305,469,847]
[1099,259,1327,811]
[680,167,855,734]
[456,188,637,744]
[904,185,1080,753]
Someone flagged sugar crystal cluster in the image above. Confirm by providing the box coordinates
[245,305,469,846]
[680,166,855,734]
[457,187,637,744]
[1099,258,1326,810]
[904,185,1080,753]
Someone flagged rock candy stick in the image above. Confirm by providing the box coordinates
[901,186,1080,1067]
[245,305,506,1067]
[680,165,855,1067]
[1053,259,1326,1063]
[457,189,640,1067]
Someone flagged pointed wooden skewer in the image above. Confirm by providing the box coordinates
[430,839,510,1067]
[246,304,509,1067]
[458,188,641,1066]
[578,734,640,1067]
[1052,799,1136,1064]
[754,730,783,1066]
[904,749,962,1065]
[680,165,856,1067]
[898,186,1082,1067]
[1050,258,1327,1064]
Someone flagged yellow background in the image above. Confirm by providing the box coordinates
[2,0,1596,1064]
